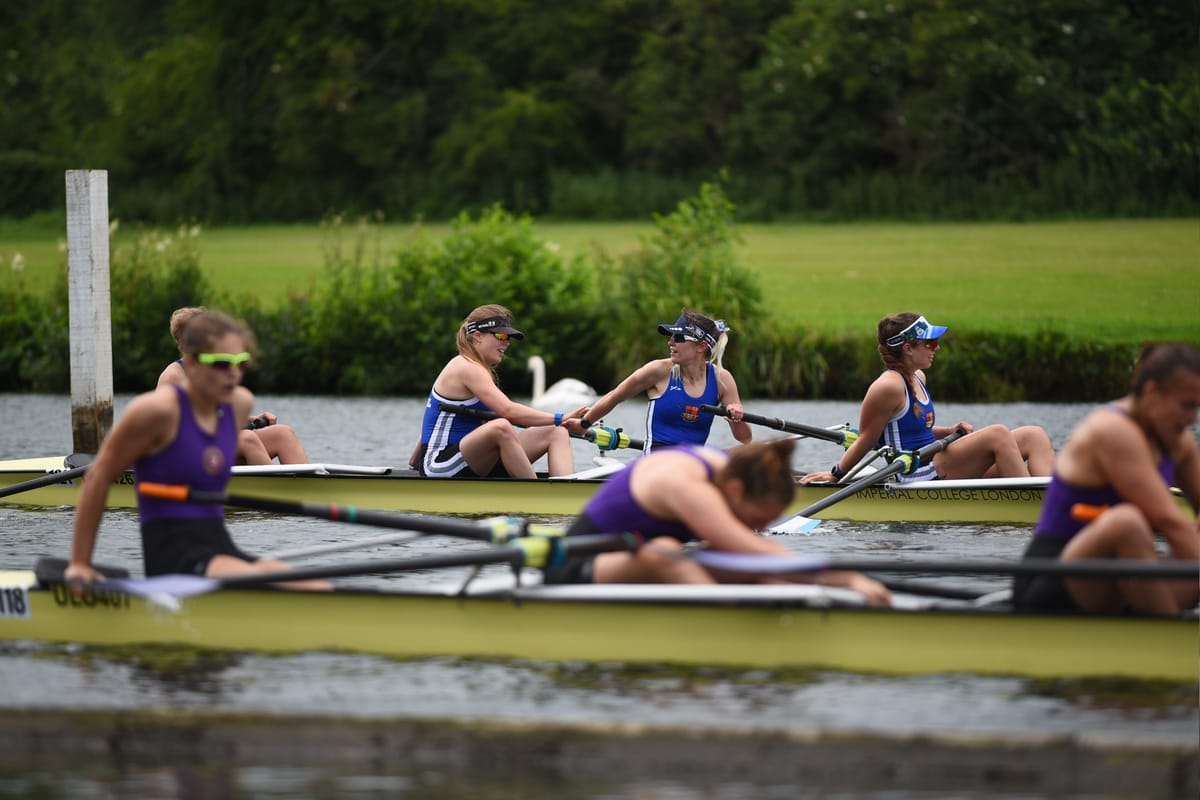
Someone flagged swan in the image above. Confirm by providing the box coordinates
[526,355,598,410]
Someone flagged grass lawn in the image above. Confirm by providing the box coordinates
[2,217,1197,341]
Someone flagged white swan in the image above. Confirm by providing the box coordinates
[526,355,598,410]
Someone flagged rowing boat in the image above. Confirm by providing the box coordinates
[2,456,1193,523]
[0,565,1193,681]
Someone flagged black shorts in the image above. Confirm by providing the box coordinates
[141,518,256,577]
[1011,536,1079,612]
[542,514,600,585]
[418,442,511,478]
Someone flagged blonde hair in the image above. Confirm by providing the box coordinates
[669,308,731,379]
[170,306,206,349]
[456,304,515,385]
[178,309,257,360]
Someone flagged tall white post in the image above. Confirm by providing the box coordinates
[65,170,114,455]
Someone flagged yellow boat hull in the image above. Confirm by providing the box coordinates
[1,574,1195,682]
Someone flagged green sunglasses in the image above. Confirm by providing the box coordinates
[196,351,252,370]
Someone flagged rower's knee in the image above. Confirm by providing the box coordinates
[487,418,521,442]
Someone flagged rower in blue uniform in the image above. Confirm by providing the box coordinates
[415,304,585,479]
[579,308,752,453]
[803,312,1054,486]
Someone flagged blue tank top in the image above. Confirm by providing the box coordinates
[580,446,717,542]
[1034,407,1177,540]
[420,390,492,447]
[135,385,237,523]
[644,364,719,452]
[879,372,937,482]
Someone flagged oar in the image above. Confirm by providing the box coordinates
[268,531,424,561]
[793,428,968,518]
[138,482,558,543]
[0,461,92,500]
[700,404,857,447]
[98,532,642,600]
[441,403,645,451]
[691,551,1200,580]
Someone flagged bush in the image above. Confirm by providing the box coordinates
[593,179,767,387]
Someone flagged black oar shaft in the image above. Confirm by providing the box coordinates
[0,463,91,499]
[212,533,637,589]
[700,404,847,445]
[150,485,504,542]
[797,428,967,517]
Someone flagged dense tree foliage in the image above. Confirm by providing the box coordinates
[2,0,1194,222]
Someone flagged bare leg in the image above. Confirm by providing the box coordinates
[935,424,1029,479]
[1061,504,1180,616]
[459,419,536,478]
[207,553,331,591]
[1013,425,1054,476]
[518,426,576,476]
[593,537,715,584]
[255,424,308,464]
[237,430,272,465]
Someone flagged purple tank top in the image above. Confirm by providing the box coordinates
[135,385,237,523]
[581,446,717,542]
[1034,407,1177,540]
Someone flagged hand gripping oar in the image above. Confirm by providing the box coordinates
[138,482,557,543]
[0,461,92,500]
[700,404,858,447]
[794,428,969,518]
[441,403,645,452]
[99,532,642,600]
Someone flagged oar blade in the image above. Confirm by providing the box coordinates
[767,514,821,535]
[692,551,830,574]
[107,574,221,600]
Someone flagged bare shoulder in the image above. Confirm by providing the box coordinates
[118,386,181,433]
[865,370,907,405]
[156,361,185,389]
[233,386,255,421]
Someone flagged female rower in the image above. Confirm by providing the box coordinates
[1012,342,1200,616]
[416,304,586,479]
[579,308,751,452]
[159,306,308,465]
[802,312,1054,485]
[546,437,890,603]
[66,310,326,588]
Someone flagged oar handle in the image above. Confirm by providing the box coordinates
[699,404,853,446]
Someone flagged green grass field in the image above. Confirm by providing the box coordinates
[2,218,1196,341]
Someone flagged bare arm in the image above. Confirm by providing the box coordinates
[1094,417,1199,560]
[639,455,790,556]
[66,390,178,583]
[716,367,752,444]
[456,360,577,428]
[802,372,904,483]
[1170,431,1200,516]
[583,360,670,423]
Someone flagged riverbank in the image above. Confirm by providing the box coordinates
[2,708,1195,798]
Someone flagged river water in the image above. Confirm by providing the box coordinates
[0,393,1196,799]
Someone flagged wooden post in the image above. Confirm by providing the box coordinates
[65,170,114,455]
